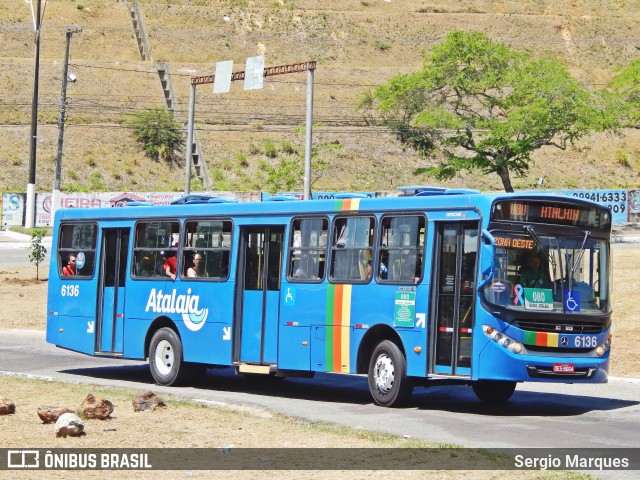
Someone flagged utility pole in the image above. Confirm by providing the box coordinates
[52,25,81,222]
[25,0,43,228]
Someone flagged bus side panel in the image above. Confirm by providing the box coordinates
[350,284,429,378]
[278,325,311,371]
[49,278,99,355]
[278,283,326,371]
[122,280,234,365]
[397,329,428,377]
[46,241,61,345]
[178,321,233,365]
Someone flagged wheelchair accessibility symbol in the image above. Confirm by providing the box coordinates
[564,290,580,312]
[284,287,296,306]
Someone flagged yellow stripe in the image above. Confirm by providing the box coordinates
[547,333,559,347]
[350,198,360,210]
[340,284,352,372]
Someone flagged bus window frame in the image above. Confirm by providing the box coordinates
[57,222,98,280]
[287,216,329,284]
[376,213,426,285]
[180,217,234,281]
[131,219,181,280]
[329,214,376,285]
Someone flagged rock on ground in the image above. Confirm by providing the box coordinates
[0,397,16,415]
[132,391,166,412]
[80,393,114,420]
[37,406,74,424]
[55,412,85,438]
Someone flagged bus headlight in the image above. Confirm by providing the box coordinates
[509,342,523,354]
[595,337,611,357]
[483,325,522,355]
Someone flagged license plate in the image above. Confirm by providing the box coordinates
[553,363,575,374]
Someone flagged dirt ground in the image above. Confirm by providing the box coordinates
[0,247,636,478]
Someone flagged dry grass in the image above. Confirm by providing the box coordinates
[0,375,588,479]
[1,0,640,193]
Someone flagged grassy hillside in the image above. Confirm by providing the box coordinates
[1,0,639,194]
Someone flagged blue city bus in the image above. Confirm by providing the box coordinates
[46,189,612,407]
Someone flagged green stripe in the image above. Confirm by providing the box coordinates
[325,284,335,371]
[524,331,536,345]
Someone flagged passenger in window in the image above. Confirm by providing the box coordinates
[138,255,155,277]
[187,253,202,278]
[62,254,77,276]
[163,251,177,280]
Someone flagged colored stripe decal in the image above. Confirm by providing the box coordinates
[323,197,363,372]
[524,331,559,347]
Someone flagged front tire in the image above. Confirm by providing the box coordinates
[368,340,413,407]
[149,327,190,386]
[472,380,517,403]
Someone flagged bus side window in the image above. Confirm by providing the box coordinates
[378,215,425,284]
[181,219,232,280]
[329,216,374,283]
[133,221,180,279]
[288,217,328,282]
[57,223,97,278]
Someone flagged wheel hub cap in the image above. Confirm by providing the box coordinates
[155,339,174,376]
[374,353,394,394]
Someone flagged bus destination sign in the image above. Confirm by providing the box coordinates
[492,200,610,229]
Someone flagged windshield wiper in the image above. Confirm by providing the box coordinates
[523,226,551,262]
[568,230,591,291]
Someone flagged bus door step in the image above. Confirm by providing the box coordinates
[94,351,124,357]
[237,364,272,374]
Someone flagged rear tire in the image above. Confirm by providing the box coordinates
[472,380,517,403]
[368,340,413,407]
[149,327,190,386]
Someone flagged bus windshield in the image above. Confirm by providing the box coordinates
[483,230,610,314]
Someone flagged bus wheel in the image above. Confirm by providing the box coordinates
[368,340,413,407]
[472,380,517,403]
[149,328,187,386]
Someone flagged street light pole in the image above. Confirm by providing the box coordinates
[25,0,42,228]
[52,25,81,223]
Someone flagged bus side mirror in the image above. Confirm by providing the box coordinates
[477,229,495,290]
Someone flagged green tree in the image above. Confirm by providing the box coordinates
[126,108,185,163]
[610,59,640,128]
[361,31,609,192]
[28,228,47,280]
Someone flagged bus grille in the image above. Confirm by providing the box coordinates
[514,319,606,334]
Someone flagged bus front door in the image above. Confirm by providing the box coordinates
[235,226,284,371]
[430,222,479,377]
[96,228,130,355]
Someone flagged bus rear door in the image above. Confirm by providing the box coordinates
[430,221,479,377]
[234,226,285,372]
[95,227,130,355]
